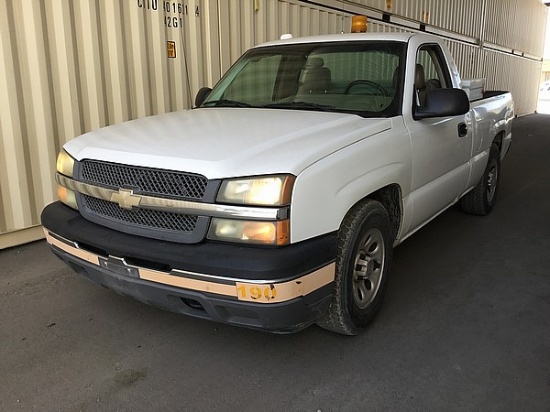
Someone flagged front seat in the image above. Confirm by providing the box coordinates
[415,63,427,106]
[298,57,331,94]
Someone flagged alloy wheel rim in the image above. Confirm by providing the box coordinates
[486,159,498,203]
[352,228,385,310]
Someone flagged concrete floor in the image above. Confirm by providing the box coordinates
[1,114,549,412]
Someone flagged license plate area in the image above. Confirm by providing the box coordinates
[99,256,140,278]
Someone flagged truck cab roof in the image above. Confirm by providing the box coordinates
[255,32,421,48]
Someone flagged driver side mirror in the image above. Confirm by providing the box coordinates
[195,87,212,107]
[413,88,469,120]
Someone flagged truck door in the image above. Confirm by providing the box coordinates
[404,42,472,231]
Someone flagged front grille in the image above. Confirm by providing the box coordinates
[80,160,208,200]
[81,195,198,233]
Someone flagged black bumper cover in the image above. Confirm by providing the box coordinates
[42,202,337,332]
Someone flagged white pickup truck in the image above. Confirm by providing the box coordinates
[42,33,514,335]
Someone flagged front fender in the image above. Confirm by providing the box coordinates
[290,123,411,243]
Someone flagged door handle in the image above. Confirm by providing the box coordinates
[458,122,468,137]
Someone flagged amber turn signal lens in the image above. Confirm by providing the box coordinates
[57,184,78,210]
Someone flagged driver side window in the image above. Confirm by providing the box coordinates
[415,45,450,106]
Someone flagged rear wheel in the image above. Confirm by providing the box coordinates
[461,143,501,216]
[317,200,392,335]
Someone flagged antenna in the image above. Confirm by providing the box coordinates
[179,20,193,108]
[341,1,345,34]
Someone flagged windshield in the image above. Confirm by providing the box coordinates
[202,41,405,118]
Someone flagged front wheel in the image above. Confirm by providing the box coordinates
[461,143,501,216]
[317,200,393,335]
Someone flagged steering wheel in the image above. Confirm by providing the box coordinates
[344,80,387,96]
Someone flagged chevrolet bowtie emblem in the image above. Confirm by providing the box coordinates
[110,188,141,210]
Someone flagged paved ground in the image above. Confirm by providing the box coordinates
[1,114,549,412]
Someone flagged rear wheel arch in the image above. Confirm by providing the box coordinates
[461,143,501,216]
[492,131,504,153]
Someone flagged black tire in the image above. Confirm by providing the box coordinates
[317,200,393,335]
[461,143,501,216]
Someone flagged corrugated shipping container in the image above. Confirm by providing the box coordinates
[0,0,546,248]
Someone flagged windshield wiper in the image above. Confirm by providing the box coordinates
[261,101,338,112]
[202,99,251,108]
[203,99,339,112]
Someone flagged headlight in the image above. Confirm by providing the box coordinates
[208,218,289,245]
[217,175,294,206]
[56,150,77,208]
[56,150,75,178]
[57,184,78,210]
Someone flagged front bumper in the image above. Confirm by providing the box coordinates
[41,202,337,332]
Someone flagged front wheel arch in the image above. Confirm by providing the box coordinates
[317,199,393,335]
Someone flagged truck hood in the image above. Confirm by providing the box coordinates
[65,108,392,179]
